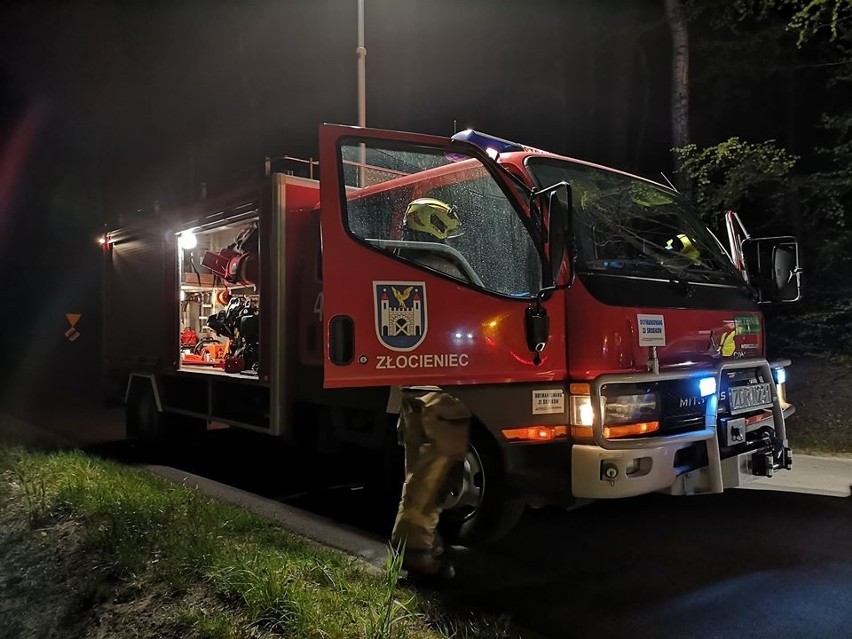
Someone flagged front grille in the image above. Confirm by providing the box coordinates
[658,379,707,434]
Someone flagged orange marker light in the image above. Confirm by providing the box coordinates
[603,421,660,439]
[570,425,593,441]
[502,425,568,442]
[570,383,590,395]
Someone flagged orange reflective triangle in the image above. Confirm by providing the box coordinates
[66,313,82,328]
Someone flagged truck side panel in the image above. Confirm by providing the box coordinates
[103,225,174,397]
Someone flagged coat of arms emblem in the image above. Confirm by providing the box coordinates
[374,281,427,351]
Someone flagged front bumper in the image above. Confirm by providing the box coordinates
[571,358,793,499]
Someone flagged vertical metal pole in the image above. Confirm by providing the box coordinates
[357,0,366,129]
[357,0,367,186]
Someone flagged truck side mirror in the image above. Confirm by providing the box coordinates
[546,184,572,286]
[741,236,802,303]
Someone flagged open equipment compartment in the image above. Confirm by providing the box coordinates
[176,213,262,378]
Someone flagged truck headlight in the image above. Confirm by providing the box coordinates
[603,392,660,439]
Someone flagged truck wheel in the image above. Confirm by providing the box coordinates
[126,383,164,440]
[439,426,525,546]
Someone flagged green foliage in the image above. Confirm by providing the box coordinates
[364,543,417,639]
[179,610,245,639]
[687,0,852,41]
[674,137,798,223]
[0,447,48,523]
[785,0,852,43]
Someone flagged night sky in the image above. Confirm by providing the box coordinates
[1,0,675,217]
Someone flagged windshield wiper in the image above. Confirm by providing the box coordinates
[599,256,696,296]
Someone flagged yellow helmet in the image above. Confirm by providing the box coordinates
[665,233,701,263]
[404,198,461,240]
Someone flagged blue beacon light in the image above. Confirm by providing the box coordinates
[450,129,525,159]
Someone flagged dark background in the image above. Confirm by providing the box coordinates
[0,0,847,408]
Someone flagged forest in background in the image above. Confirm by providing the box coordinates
[668,0,852,360]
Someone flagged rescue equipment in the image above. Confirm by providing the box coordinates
[206,296,259,372]
[201,221,259,286]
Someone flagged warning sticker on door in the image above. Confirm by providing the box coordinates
[532,389,565,415]
[637,314,666,347]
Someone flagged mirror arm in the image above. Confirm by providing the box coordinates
[537,285,556,305]
[531,180,571,200]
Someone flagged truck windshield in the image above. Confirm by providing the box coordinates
[527,158,742,286]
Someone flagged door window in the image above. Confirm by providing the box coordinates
[339,139,541,298]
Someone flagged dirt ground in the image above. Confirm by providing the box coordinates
[0,494,267,639]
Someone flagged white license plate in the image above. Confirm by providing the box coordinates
[730,382,772,414]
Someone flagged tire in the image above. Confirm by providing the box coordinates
[439,425,525,546]
[125,382,163,440]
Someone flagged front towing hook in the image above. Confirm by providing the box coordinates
[752,438,793,477]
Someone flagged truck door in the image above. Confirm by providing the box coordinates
[318,124,567,389]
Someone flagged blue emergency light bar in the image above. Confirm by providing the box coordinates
[450,129,525,159]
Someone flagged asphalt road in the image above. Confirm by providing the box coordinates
[4,411,851,638]
[449,490,852,638]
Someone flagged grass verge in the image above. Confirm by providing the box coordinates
[0,445,514,639]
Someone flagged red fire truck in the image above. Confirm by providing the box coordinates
[104,125,800,543]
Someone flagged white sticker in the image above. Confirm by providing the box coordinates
[637,314,666,347]
[532,389,565,415]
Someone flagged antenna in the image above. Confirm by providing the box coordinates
[356,0,366,185]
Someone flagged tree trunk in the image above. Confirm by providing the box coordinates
[665,0,690,191]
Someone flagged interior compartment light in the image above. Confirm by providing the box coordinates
[774,367,787,385]
[179,231,197,250]
[502,425,568,442]
[699,376,717,397]
[604,421,660,439]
